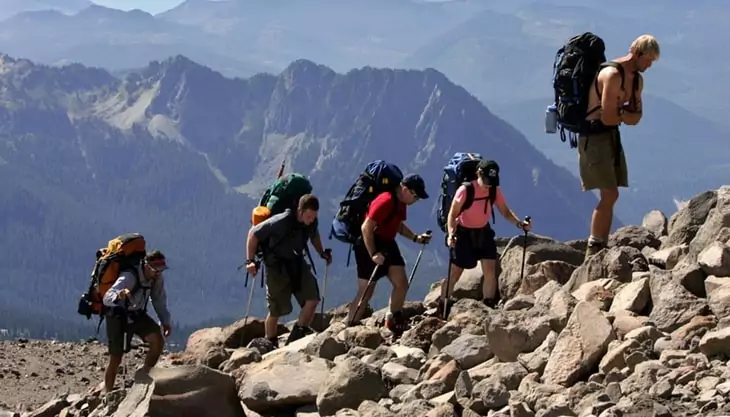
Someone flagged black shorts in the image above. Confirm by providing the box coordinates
[106,310,161,356]
[451,225,497,269]
[353,237,406,282]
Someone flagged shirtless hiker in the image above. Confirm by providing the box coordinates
[579,34,660,257]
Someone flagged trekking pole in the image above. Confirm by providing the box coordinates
[407,230,432,287]
[519,216,532,283]
[442,249,454,321]
[349,264,380,327]
[319,249,332,327]
[240,265,258,347]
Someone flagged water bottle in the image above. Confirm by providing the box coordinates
[545,104,558,134]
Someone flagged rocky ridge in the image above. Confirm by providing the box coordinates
[5,185,730,417]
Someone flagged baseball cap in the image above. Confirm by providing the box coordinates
[402,174,429,199]
[477,160,500,186]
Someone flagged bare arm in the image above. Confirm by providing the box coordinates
[246,228,260,260]
[398,222,417,241]
[599,67,624,126]
[621,73,643,125]
[361,217,378,257]
[310,232,325,255]
[496,198,521,226]
[447,195,464,237]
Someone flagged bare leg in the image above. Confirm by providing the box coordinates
[299,300,318,326]
[589,187,619,251]
[265,314,279,340]
[142,331,164,369]
[104,354,122,393]
[479,259,498,300]
[440,262,464,301]
[386,266,408,312]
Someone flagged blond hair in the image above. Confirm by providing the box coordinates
[630,34,660,59]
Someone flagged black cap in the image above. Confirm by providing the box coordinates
[402,174,429,199]
[478,160,500,186]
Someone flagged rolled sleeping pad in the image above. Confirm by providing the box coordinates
[251,206,272,226]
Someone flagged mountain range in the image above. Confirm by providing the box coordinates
[0,0,726,228]
[0,53,602,340]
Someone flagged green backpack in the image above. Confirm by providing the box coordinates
[259,173,313,216]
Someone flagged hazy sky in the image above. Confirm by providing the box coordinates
[92,0,184,14]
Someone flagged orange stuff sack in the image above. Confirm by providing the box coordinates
[251,206,272,226]
[77,233,147,319]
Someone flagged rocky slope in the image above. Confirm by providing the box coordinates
[5,184,730,417]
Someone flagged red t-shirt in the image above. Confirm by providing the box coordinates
[366,191,407,240]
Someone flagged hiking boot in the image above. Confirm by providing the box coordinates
[432,298,452,319]
[482,298,498,309]
[285,324,309,345]
[385,310,408,337]
[585,242,605,258]
[267,337,279,350]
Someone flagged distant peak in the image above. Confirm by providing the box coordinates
[77,4,154,19]
[139,54,219,83]
[282,59,335,77]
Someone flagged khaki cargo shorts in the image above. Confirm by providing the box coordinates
[265,259,320,317]
[578,129,628,191]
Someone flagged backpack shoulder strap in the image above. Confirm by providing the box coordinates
[590,61,626,116]
[596,61,626,96]
[488,187,498,224]
[460,182,476,213]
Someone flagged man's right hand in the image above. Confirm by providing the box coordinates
[245,261,258,276]
[117,289,131,300]
[371,252,385,265]
[447,234,457,248]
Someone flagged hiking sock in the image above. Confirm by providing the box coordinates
[587,235,604,247]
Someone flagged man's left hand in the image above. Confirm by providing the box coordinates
[320,248,333,265]
[162,324,172,338]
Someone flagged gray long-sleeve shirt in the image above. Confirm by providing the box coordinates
[102,264,172,326]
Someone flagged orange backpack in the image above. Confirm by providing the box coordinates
[77,233,147,322]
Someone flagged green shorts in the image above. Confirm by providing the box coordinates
[265,259,320,317]
[106,310,160,356]
[578,128,629,191]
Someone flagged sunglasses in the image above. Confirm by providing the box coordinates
[148,263,168,274]
[408,188,421,200]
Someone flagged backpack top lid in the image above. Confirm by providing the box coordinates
[445,152,483,181]
[260,173,313,215]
